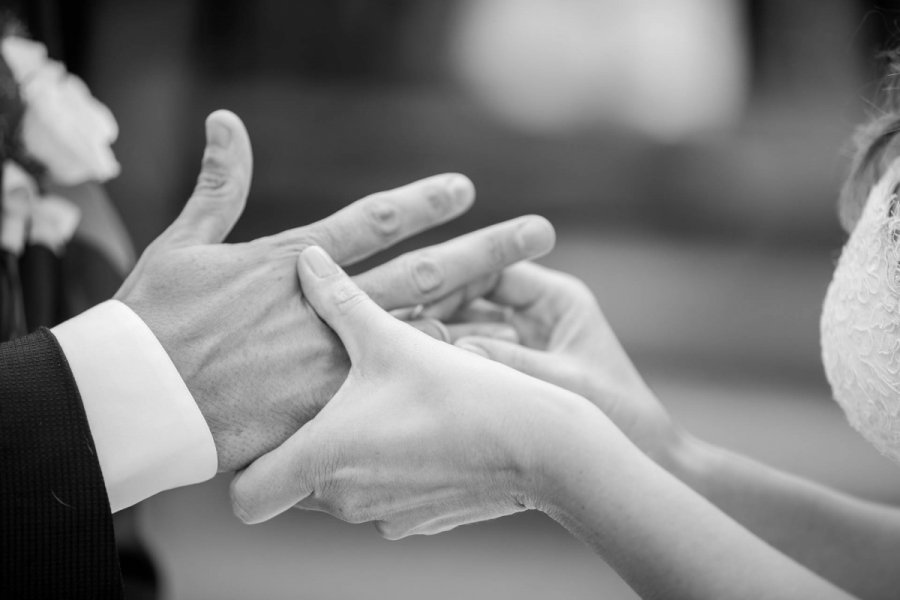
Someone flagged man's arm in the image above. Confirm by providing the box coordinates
[1,108,556,597]
[5,108,558,512]
[0,329,122,599]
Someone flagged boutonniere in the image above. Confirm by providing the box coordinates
[0,19,121,340]
[1,34,119,186]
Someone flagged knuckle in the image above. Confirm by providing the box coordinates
[196,154,241,198]
[408,255,444,296]
[195,170,239,199]
[565,276,595,303]
[275,225,333,255]
[374,521,406,541]
[364,197,401,238]
[424,184,453,215]
[334,495,371,525]
[373,520,389,537]
[554,271,588,297]
[332,280,368,314]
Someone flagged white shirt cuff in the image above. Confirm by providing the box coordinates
[52,299,217,512]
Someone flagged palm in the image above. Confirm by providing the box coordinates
[454,262,679,462]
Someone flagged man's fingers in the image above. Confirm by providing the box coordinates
[412,273,501,321]
[230,429,317,525]
[267,173,475,265]
[165,110,253,247]
[357,215,556,311]
[297,246,393,359]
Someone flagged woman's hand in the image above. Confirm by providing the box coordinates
[447,262,684,465]
[229,246,598,537]
[228,250,855,600]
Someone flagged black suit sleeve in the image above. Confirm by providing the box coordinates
[0,328,123,599]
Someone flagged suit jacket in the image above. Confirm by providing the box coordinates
[0,328,123,599]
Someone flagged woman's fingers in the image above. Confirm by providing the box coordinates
[232,246,393,524]
[297,246,396,360]
[407,318,518,344]
[455,336,575,389]
[165,110,253,248]
[413,273,501,321]
[483,262,556,309]
[450,298,514,323]
[445,322,519,343]
[357,215,556,311]
[230,422,321,524]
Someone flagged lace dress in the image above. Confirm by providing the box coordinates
[822,161,900,465]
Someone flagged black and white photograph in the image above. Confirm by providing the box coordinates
[2,1,900,598]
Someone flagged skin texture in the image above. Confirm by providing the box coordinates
[451,261,900,599]
[231,247,853,600]
[114,110,556,472]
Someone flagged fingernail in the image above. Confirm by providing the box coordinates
[456,341,488,358]
[448,175,474,204]
[232,500,253,524]
[303,246,338,278]
[515,218,552,255]
[207,120,232,149]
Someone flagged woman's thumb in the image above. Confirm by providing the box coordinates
[297,246,391,359]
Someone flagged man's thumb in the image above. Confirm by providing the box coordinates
[165,110,253,247]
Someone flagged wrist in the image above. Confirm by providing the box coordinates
[516,386,641,514]
[661,431,722,497]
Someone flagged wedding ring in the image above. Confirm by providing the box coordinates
[408,303,425,320]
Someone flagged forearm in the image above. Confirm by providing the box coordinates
[535,409,854,600]
[668,434,900,600]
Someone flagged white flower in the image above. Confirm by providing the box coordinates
[1,161,38,254]
[1,36,120,185]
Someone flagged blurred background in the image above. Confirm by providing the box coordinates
[10,0,900,598]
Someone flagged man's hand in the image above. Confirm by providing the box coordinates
[115,110,556,472]
[229,247,594,534]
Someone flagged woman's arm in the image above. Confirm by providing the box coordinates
[231,247,855,600]
[527,409,853,600]
[663,435,900,600]
[447,261,900,599]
